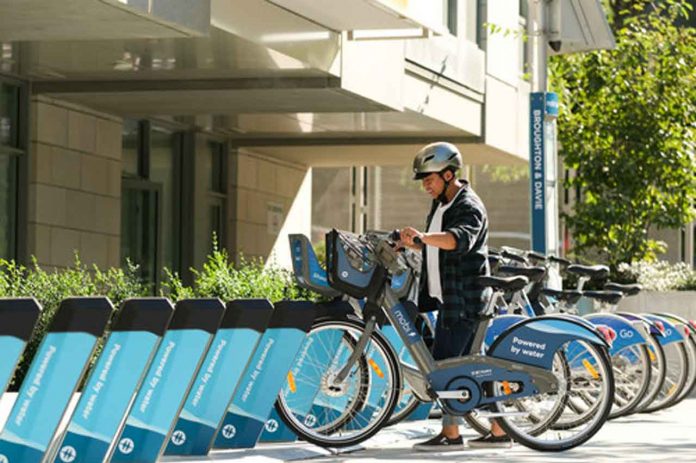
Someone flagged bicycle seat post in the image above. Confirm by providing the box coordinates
[576,275,590,291]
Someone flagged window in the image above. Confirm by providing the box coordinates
[349,166,369,233]
[0,155,17,260]
[149,126,179,272]
[205,141,227,251]
[121,180,160,286]
[519,0,530,79]
[120,120,182,289]
[446,0,458,36]
[0,81,22,260]
[476,0,487,49]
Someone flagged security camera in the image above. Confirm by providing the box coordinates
[548,40,562,52]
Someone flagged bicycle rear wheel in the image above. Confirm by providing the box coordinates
[609,344,652,418]
[641,340,688,413]
[673,335,696,404]
[496,340,614,451]
[463,350,570,437]
[634,334,667,412]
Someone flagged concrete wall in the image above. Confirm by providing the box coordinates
[472,164,530,250]
[28,96,122,269]
[649,227,683,264]
[617,291,696,320]
[232,148,311,268]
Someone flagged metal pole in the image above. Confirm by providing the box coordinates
[529,0,547,93]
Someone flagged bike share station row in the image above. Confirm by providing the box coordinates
[0,236,433,463]
[1,230,695,462]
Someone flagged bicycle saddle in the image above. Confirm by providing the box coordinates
[567,264,610,279]
[541,288,583,305]
[500,249,529,265]
[476,275,529,292]
[604,282,642,296]
[497,265,546,283]
[549,255,572,267]
[582,290,623,305]
[526,251,547,262]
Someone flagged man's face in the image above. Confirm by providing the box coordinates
[421,173,445,199]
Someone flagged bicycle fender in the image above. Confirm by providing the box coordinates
[488,315,609,370]
[642,314,685,346]
[585,313,647,353]
[616,312,664,337]
[484,315,525,351]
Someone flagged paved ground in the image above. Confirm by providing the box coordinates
[169,398,696,463]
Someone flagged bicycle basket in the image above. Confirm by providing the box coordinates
[325,229,386,299]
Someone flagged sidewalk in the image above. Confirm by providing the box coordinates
[168,398,696,463]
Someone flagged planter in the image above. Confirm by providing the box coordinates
[616,291,696,320]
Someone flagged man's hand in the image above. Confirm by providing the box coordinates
[399,227,425,250]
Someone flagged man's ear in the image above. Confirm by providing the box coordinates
[444,170,454,182]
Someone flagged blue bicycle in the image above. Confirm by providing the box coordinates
[276,230,614,451]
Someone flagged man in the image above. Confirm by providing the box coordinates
[397,142,512,451]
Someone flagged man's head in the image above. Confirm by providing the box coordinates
[421,170,456,200]
[412,142,462,201]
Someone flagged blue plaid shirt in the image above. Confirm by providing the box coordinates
[418,181,490,324]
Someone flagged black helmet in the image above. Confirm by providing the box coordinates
[412,142,463,180]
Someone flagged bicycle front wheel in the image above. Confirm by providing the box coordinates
[275,317,401,448]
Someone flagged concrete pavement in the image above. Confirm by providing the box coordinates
[174,399,696,463]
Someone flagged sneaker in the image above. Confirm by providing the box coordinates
[467,433,513,449]
[413,433,465,452]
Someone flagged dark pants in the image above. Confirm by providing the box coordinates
[431,315,478,361]
[426,300,480,426]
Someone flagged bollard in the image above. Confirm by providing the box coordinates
[109,298,224,463]
[50,298,174,463]
[164,299,274,456]
[212,300,316,451]
[0,297,113,463]
[0,298,42,397]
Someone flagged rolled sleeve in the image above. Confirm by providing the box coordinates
[444,206,484,253]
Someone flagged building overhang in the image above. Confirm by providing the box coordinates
[0,0,211,41]
[264,0,447,37]
[243,139,525,168]
[548,0,616,55]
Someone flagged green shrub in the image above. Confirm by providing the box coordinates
[617,260,696,292]
[161,246,318,303]
[0,255,148,390]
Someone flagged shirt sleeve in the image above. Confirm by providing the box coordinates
[443,203,485,253]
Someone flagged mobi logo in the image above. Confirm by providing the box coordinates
[392,305,418,343]
[619,329,634,339]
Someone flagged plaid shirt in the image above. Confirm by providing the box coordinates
[418,181,490,324]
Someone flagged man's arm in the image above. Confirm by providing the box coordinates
[400,204,484,252]
[398,227,457,250]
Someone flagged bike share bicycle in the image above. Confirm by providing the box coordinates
[539,252,696,416]
[486,248,696,421]
[276,229,615,451]
[288,233,435,427]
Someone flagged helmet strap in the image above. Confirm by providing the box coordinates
[437,172,451,204]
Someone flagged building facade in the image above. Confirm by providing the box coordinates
[1,0,690,289]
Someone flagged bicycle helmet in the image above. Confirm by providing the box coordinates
[412,142,463,203]
[412,142,462,180]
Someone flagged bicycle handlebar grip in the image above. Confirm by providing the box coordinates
[414,236,423,245]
